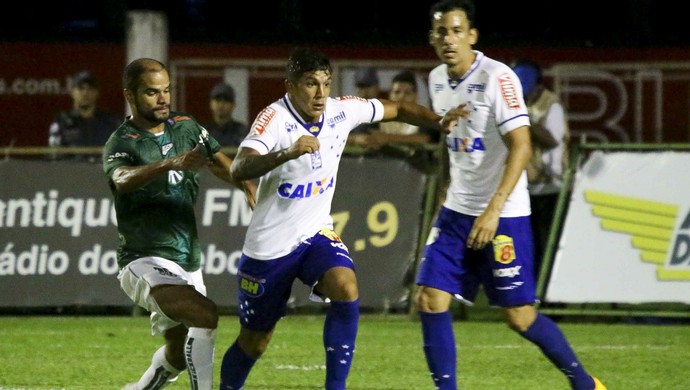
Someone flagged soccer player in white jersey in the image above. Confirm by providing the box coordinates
[414,1,607,390]
[218,47,464,390]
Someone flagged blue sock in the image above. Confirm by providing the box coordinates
[419,311,457,390]
[323,300,359,390]
[520,313,594,390]
[219,340,256,390]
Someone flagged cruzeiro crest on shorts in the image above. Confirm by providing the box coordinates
[492,234,516,264]
[318,228,342,242]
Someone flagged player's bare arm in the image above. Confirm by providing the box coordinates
[467,126,531,250]
[208,151,257,209]
[230,135,319,181]
[380,100,468,134]
[111,145,209,193]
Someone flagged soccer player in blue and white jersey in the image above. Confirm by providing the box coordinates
[414,1,606,390]
[218,47,463,390]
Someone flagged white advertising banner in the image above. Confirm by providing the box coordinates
[546,150,690,304]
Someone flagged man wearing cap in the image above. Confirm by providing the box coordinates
[48,70,121,161]
[204,82,248,148]
[348,66,383,144]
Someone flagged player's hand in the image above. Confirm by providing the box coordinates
[440,104,470,133]
[466,208,500,250]
[172,145,211,171]
[241,180,258,210]
[287,135,320,158]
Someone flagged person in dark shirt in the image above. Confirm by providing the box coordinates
[204,82,249,148]
[48,70,121,161]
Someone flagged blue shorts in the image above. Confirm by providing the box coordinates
[236,229,354,331]
[415,207,536,307]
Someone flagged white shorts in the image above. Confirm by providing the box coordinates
[118,256,207,335]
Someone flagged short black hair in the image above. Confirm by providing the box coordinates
[429,0,476,28]
[286,47,332,83]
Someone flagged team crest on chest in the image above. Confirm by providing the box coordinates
[162,143,173,156]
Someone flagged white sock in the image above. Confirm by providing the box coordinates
[133,345,182,390]
[185,327,217,390]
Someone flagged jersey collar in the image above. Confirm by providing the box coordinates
[283,94,324,137]
[448,50,484,89]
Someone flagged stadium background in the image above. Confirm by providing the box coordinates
[1,0,689,318]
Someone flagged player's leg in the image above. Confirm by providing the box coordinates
[121,341,182,390]
[503,305,603,390]
[414,286,456,390]
[487,217,604,390]
[302,230,359,390]
[413,208,476,390]
[118,257,217,390]
[220,254,297,389]
[316,266,360,390]
[220,326,275,390]
[152,282,218,390]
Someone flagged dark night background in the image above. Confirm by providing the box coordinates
[1,0,686,48]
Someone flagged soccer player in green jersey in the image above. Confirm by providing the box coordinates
[103,58,255,390]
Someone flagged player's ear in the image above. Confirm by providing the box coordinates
[123,89,134,105]
[284,79,294,92]
[468,28,478,45]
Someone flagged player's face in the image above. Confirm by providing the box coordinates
[287,70,331,123]
[429,9,478,71]
[131,70,171,125]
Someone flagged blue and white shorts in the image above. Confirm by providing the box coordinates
[416,207,537,307]
[235,229,354,331]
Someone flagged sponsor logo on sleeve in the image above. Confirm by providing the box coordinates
[250,107,277,135]
[498,73,521,110]
[337,96,368,102]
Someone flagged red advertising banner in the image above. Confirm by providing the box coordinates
[3,43,690,148]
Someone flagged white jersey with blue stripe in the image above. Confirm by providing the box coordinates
[239,93,385,259]
[429,51,531,217]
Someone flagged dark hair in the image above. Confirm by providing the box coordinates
[391,71,417,92]
[123,58,167,92]
[286,47,332,83]
[429,0,476,28]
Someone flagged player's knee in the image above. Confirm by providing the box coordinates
[505,318,529,333]
[502,306,535,333]
[414,288,438,312]
[238,332,271,359]
[320,267,359,301]
[336,279,359,300]
[196,299,219,328]
[182,297,218,329]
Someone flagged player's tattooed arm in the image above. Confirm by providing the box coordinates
[230,135,319,181]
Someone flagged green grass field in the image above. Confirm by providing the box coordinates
[1,313,689,389]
